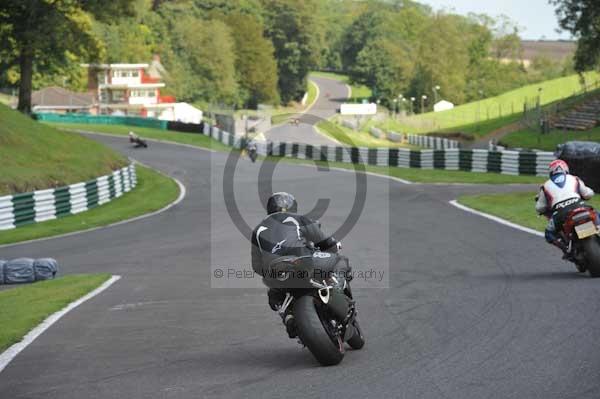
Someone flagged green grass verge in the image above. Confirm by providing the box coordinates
[316,120,414,148]
[458,192,600,231]
[500,125,600,151]
[307,80,318,108]
[378,72,599,134]
[441,114,522,138]
[46,122,231,152]
[269,156,544,185]
[0,274,111,352]
[309,71,372,101]
[0,165,179,245]
[0,104,127,195]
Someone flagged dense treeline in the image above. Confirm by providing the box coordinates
[551,0,600,73]
[0,0,576,112]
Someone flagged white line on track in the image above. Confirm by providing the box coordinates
[0,275,122,374]
[287,162,413,185]
[449,200,544,237]
[304,79,320,114]
[0,165,187,249]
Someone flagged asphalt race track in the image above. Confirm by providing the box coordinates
[2,79,600,398]
[263,76,348,145]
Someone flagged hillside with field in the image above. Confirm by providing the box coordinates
[0,104,127,195]
[379,71,599,135]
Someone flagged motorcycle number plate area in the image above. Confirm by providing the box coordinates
[575,221,598,239]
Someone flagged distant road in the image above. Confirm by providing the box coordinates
[264,76,350,145]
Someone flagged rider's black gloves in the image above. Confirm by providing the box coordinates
[268,288,285,311]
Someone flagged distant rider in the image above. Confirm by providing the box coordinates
[128,131,147,148]
[246,140,257,162]
[535,159,596,258]
[251,192,346,337]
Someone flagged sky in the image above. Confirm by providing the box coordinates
[419,0,572,40]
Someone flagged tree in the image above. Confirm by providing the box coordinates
[0,0,134,113]
[412,14,471,105]
[225,13,279,107]
[550,0,600,71]
[351,39,413,101]
[261,0,321,104]
[340,10,386,71]
[170,18,238,104]
[92,18,155,64]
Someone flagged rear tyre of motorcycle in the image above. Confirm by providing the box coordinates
[347,318,365,350]
[294,295,344,366]
[583,236,600,277]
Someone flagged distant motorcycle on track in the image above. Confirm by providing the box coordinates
[247,142,257,163]
[128,131,148,148]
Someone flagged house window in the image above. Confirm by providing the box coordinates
[111,90,125,102]
[112,70,137,78]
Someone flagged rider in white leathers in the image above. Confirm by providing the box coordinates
[536,159,595,256]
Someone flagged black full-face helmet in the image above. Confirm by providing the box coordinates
[267,192,298,214]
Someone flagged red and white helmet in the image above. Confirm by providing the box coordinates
[549,159,569,176]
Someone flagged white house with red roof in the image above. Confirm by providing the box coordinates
[82,57,202,123]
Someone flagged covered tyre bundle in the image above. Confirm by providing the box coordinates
[5,258,35,284]
[556,141,600,192]
[33,258,58,280]
[3,257,59,284]
[0,259,5,284]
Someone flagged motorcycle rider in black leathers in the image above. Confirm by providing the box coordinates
[251,192,349,337]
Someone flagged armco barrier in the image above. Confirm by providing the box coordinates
[195,123,554,177]
[253,143,553,177]
[167,120,204,133]
[407,134,459,149]
[35,113,168,130]
[0,164,136,230]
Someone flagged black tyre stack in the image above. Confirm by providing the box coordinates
[556,141,600,192]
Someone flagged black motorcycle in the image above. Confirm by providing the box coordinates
[248,146,257,163]
[129,135,148,148]
[263,252,365,366]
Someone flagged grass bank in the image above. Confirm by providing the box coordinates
[0,165,179,245]
[316,119,414,148]
[0,274,111,352]
[376,72,599,134]
[500,125,600,151]
[458,191,600,231]
[0,104,127,195]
